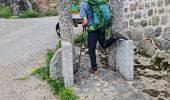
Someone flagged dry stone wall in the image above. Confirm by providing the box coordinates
[123,0,170,55]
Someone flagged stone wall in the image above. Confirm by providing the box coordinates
[33,0,59,13]
[123,0,170,56]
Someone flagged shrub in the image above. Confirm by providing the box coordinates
[0,5,13,18]
[19,10,39,18]
[74,32,87,44]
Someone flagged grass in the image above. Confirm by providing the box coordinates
[32,49,79,100]
[0,5,13,18]
[74,32,87,44]
[19,10,40,18]
[16,76,29,80]
[56,40,61,49]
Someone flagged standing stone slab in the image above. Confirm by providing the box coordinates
[61,41,74,87]
[116,40,134,81]
[108,0,125,70]
[50,48,62,79]
[58,0,74,87]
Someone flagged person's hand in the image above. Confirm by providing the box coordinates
[82,17,88,28]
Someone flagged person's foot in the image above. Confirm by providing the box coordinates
[89,67,99,75]
[113,31,128,40]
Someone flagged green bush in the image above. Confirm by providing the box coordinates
[19,10,39,18]
[0,5,13,18]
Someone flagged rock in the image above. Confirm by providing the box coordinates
[154,37,170,50]
[140,20,148,27]
[130,29,145,41]
[155,27,162,37]
[134,12,142,19]
[116,40,134,81]
[161,15,168,25]
[130,3,137,11]
[144,27,155,39]
[137,39,156,57]
[126,91,152,100]
[148,9,153,16]
[61,41,74,87]
[152,16,160,26]
[162,27,170,41]
[50,48,62,79]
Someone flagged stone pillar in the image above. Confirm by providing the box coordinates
[116,40,134,81]
[109,0,134,81]
[58,0,74,87]
[108,0,124,70]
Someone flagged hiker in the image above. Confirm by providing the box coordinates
[80,0,127,73]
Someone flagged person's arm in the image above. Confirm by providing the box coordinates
[80,2,88,28]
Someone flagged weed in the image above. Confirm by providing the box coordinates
[46,49,54,66]
[74,32,87,44]
[59,88,79,100]
[47,78,64,95]
[56,40,61,49]
[19,10,39,18]
[0,5,12,18]
[16,76,29,80]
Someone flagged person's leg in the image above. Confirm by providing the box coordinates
[88,30,98,71]
[97,30,117,48]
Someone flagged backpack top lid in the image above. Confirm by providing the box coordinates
[87,0,108,5]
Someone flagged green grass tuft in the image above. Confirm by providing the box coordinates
[59,88,79,100]
[16,76,29,80]
[56,40,61,49]
[74,32,87,44]
[0,5,13,18]
[19,10,39,18]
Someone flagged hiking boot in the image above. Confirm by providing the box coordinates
[113,31,128,40]
[89,67,99,75]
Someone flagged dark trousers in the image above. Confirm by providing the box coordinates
[88,29,117,70]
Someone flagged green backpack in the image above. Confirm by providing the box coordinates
[87,0,112,32]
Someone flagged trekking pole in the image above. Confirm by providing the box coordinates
[79,27,86,66]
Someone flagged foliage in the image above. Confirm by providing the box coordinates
[74,32,87,44]
[19,10,39,18]
[56,40,61,49]
[32,49,79,100]
[40,10,58,17]
[47,78,64,95]
[0,5,13,18]
[46,49,54,65]
[59,88,79,100]
[152,56,164,70]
